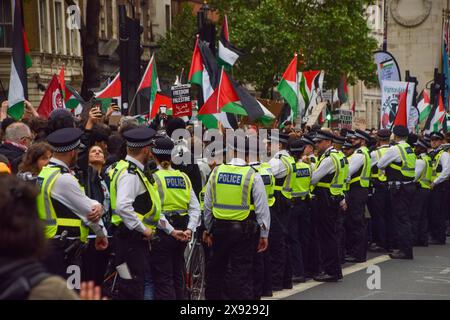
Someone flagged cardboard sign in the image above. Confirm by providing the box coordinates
[171,84,192,117]
[353,116,367,130]
[306,102,327,127]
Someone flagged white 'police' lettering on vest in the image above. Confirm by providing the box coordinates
[164,176,186,189]
[296,168,310,178]
[217,173,243,185]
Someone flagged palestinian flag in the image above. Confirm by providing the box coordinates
[417,89,431,123]
[277,54,299,119]
[37,75,64,119]
[7,0,32,120]
[94,72,121,113]
[136,54,171,118]
[218,15,242,71]
[425,93,446,133]
[299,70,323,116]
[65,84,85,111]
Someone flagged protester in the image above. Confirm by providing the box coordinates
[0,122,33,173]
[17,142,53,183]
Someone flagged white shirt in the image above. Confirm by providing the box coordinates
[49,158,107,237]
[433,150,450,186]
[268,149,291,179]
[115,155,150,233]
[155,164,201,235]
[196,158,212,187]
[370,145,390,168]
[415,157,426,182]
[203,158,271,238]
[311,147,335,186]
[348,149,365,177]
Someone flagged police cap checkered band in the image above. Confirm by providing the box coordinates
[52,139,81,153]
[151,148,173,155]
[313,130,334,142]
[47,128,83,153]
[126,139,153,148]
[415,139,429,149]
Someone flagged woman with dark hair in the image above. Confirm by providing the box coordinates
[149,137,201,300]
[17,142,53,183]
[80,145,112,286]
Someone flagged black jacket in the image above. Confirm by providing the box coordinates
[0,143,25,173]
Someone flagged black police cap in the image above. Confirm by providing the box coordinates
[47,128,83,153]
[392,125,409,138]
[122,127,156,148]
[377,129,391,139]
[288,138,306,153]
[313,130,334,142]
[333,135,346,145]
[342,140,354,149]
[415,139,430,150]
[346,130,356,139]
[301,134,315,146]
[269,132,290,144]
[152,136,175,155]
[430,131,444,140]
[354,129,371,142]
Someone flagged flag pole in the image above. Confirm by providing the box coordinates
[128,54,155,116]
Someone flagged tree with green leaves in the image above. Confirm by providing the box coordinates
[157,0,378,97]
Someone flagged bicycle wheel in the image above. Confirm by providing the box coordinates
[186,241,206,300]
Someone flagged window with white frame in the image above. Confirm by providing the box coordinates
[54,0,66,54]
[38,0,51,53]
[68,0,81,56]
[0,0,12,48]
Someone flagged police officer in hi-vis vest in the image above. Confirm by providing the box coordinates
[301,133,318,168]
[286,138,312,284]
[311,130,347,282]
[37,128,109,278]
[345,129,371,263]
[377,125,416,259]
[149,137,201,300]
[203,135,270,300]
[267,132,295,290]
[368,129,392,253]
[410,139,433,246]
[109,127,161,299]
[428,131,450,244]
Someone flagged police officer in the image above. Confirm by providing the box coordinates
[345,129,371,263]
[410,139,432,246]
[37,128,108,278]
[286,138,312,283]
[301,133,318,168]
[268,132,294,290]
[311,130,347,282]
[149,137,201,300]
[109,127,161,299]
[203,136,270,300]
[368,129,392,252]
[377,125,416,259]
[429,131,450,244]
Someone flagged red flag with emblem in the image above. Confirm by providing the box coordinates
[37,75,64,119]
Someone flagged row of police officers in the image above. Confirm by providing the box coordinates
[36,124,450,300]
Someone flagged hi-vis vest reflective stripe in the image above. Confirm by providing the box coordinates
[418,154,433,189]
[349,146,372,188]
[273,155,296,199]
[432,149,445,182]
[36,166,89,242]
[289,161,311,199]
[211,164,255,221]
[199,184,206,210]
[255,163,275,207]
[389,143,416,178]
[372,146,389,182]
[109,160,161,229]
[316,151,346,196]
[153,169,191,216]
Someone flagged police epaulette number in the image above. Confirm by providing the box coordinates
[127,163,138,174]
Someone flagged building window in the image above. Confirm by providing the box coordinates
[54,0,66,54]
[38,0,51,53]
[165,4,171,32]
[0,0,12,48]
[69,1,81,56]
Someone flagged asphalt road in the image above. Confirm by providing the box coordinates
[265,243,450,300]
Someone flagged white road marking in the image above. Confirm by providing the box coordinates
[263,255,391,300]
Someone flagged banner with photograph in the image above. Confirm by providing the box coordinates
[381,80,415,130]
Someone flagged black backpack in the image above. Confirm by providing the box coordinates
[0,260,51,300]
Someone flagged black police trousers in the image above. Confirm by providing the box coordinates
[314,191,342,277]
[269,194,292,290]
[368,184,393,250]
[114,225,151,300]
[42,238,83,279]
[345,185,369,261]
[81,239,111,286]
[389,183,416,256]
[288,199,311,278]
[410,186,430,246]
[205,220,257,300]
[429,182,449,244]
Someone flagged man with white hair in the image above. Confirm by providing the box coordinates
[0,122,33,173]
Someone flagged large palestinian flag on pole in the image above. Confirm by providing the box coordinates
[218,15,242,71]
[277,54,299,120]
[8,0,32,120]
[425,93,446,133]
[417,89,431,123]
[94,72,121,112]
[136,54,172,119]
